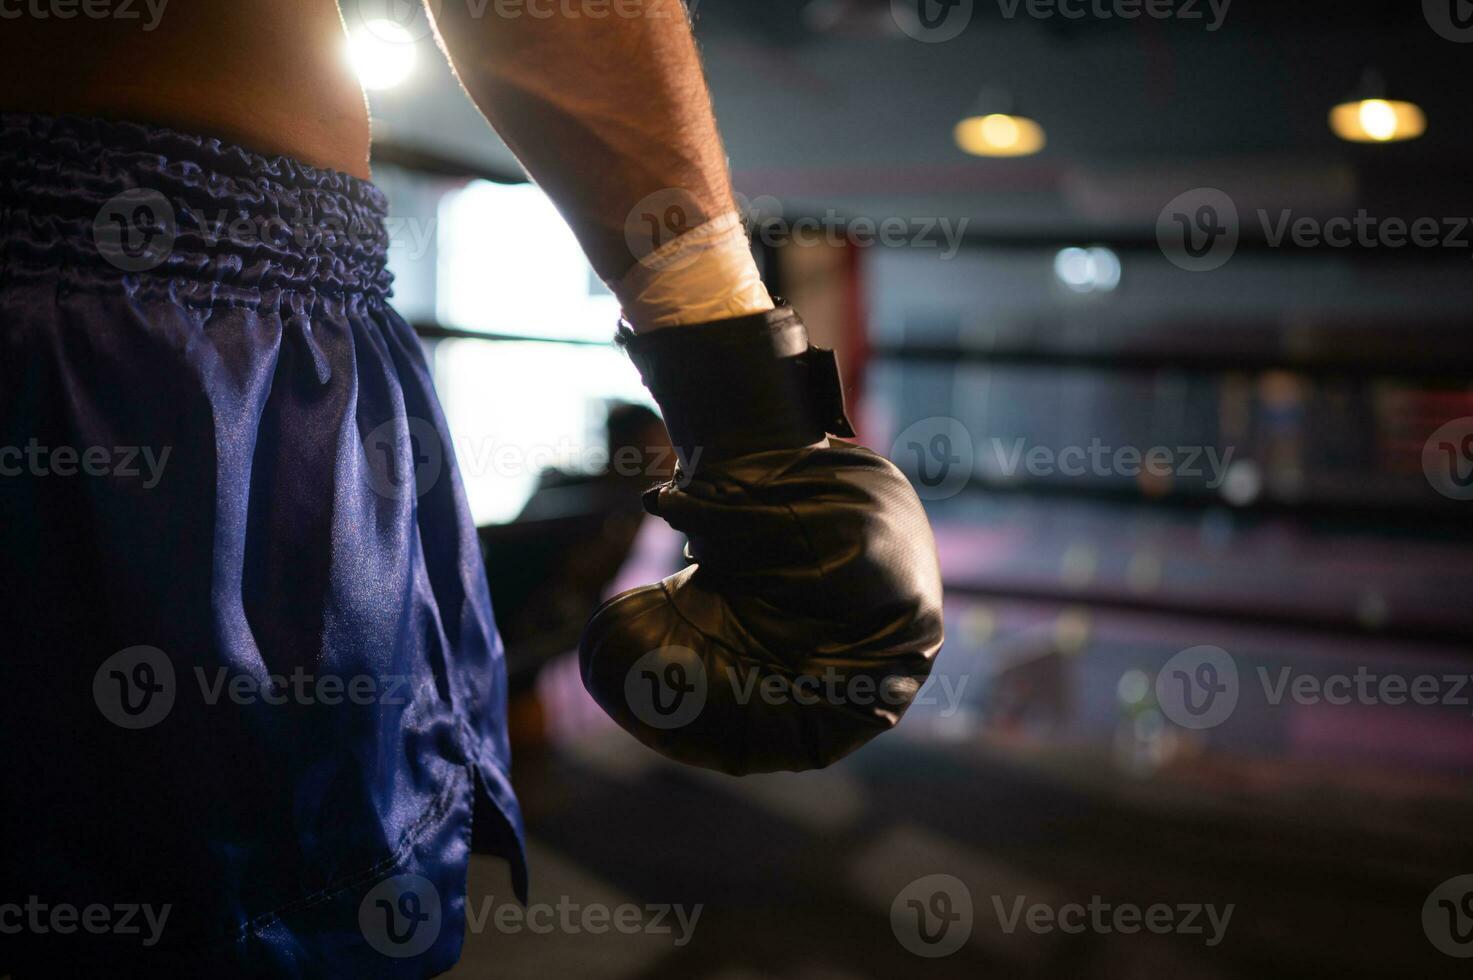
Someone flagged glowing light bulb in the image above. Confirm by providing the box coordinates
[349,19,417,91]
[1359,99,1398,141]
[954,113,1046,158]
[1329,98,1426,144]
[982,114,1019,146]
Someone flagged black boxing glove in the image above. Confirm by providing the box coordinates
[578,303,945,775]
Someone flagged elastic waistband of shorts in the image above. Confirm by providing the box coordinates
[0,111,394,303]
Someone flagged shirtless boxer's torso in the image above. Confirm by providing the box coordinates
[0,1,372,177]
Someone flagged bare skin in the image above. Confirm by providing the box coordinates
[0,0,734,281]
[0,3,373,179]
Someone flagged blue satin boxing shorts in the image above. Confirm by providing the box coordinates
[0,112,526,978]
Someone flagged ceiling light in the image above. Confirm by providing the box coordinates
[1330,72,1425,144]
[955,113,1046,158]
[349,20,417,91]
[1330,98,1426,143]
[955,87,1046,158]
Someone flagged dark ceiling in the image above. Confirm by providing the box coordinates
[365,0,1473,235]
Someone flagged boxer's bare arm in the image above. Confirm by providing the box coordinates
[427,0,736,282]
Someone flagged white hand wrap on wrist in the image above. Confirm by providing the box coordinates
[613,211,775,332]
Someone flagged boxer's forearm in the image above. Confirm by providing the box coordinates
[427,0,736,283]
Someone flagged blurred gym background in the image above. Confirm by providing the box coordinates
[343,1,1473,976]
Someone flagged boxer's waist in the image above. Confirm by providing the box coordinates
[0,111,393,302]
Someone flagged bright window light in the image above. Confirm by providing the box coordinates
[437,182,622,342]
[431,181,652,524]
[432,341,651,525]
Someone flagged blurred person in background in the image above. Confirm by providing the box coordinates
[489,403,674,692]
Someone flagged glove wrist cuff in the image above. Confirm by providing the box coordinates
[616,303,856,464]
